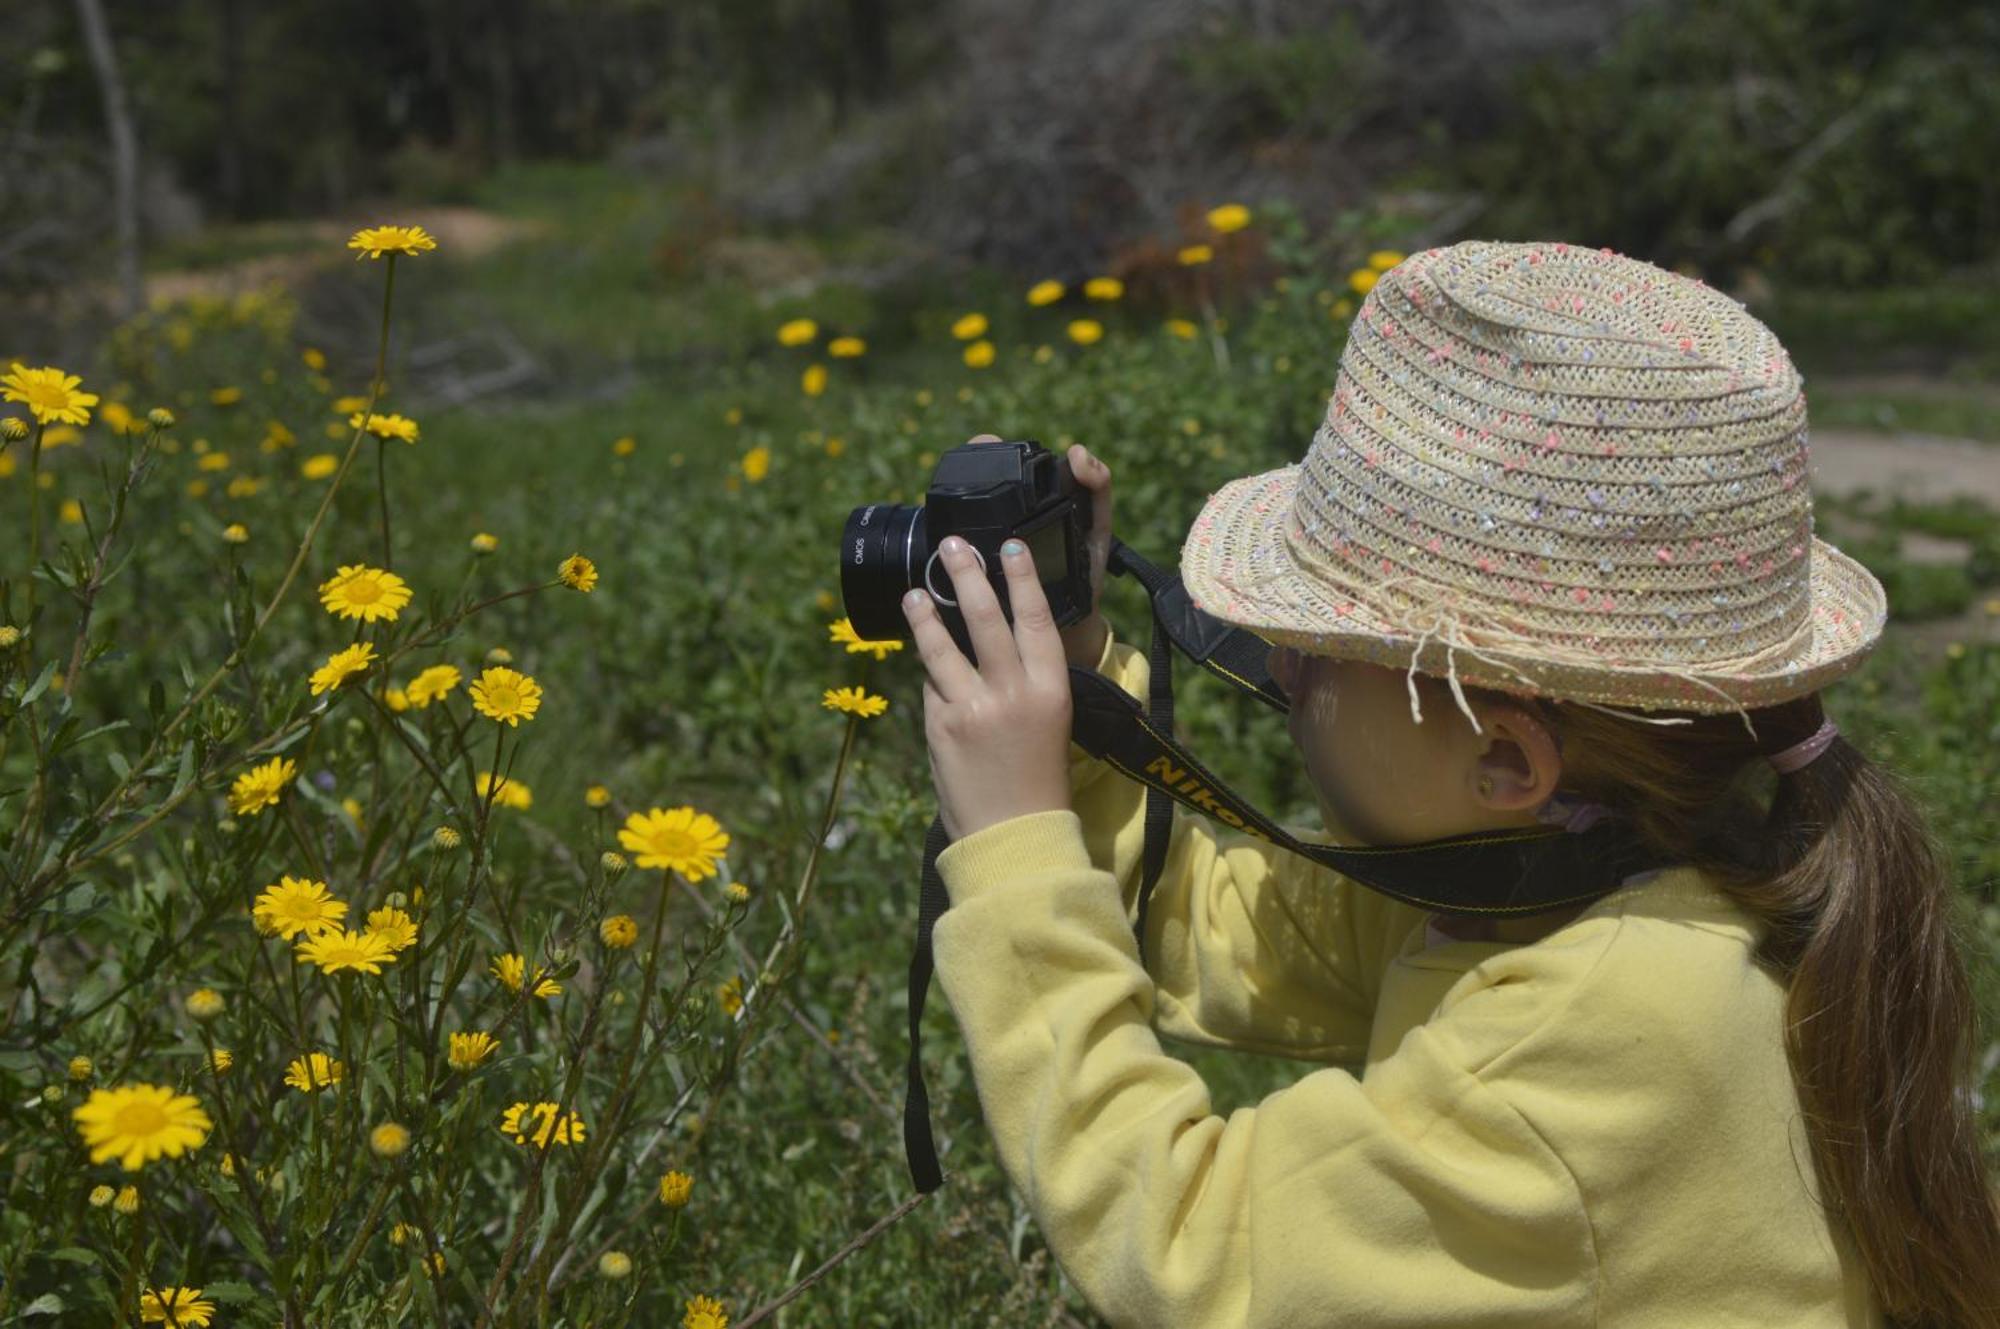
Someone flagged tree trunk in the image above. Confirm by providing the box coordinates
[73,0,142,317]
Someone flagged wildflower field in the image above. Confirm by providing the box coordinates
[3,169,1996,1326]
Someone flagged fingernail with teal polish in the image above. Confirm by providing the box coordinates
[1002,539,1025,557]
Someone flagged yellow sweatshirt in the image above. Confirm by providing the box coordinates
[930,625,1880,1327]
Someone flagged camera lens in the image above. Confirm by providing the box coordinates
[841,503,927,640]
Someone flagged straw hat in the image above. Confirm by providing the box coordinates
[1179,239,1888,726]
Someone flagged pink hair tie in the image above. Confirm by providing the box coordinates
[1767,716,1840,774]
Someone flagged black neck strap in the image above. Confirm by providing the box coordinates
[902,539,1672,1192]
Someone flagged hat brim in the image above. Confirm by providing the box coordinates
[1178,463,1889,715]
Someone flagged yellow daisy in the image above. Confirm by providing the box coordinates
[599,914,638,948]
[499,1100,586,1148]
[318,564,412,623]
[776,317,817,346]
[1177,244,1213,266]
[469,666,542,725]
[1367,248,1407,271]
[1083,276,1124,300]
[490,952,561,999]
[309,641,378,696]
[252,876,347,939]
[347,224,439,259]
[448,1031,499,1070]
[349,411,420,443]
[1206,202,1252,233]
[365,906,419,951]
[1348,267,1380,295]
[296,927,397,975]
[1025,279,1064,306]
[1164,318,1198,340]
[658,1169,694,1207]
[801,363,828,397]
[716,974,744,1016]
[822,686,889,718]
[301,453,339,480]
[72,1084,212,1171]
[139,1287,216,1326]
[963,339,996,368]
[284,1052,345,1092]
[618,807,730,880]
[228,755,297,816]
[683,1294,729,1329]
[827,617,904,661]
[476,770,533,810]
[3,362,98,426]
[558,554,597,592]
[742,446,770,483]
[405,663,461,708]
[827,335,866,358]
[1066,319,1104,346]
[950,312,988,340]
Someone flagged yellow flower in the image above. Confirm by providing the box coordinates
[185,988,225,1020]
[612,434,637,456]
[225,476,261,498]
[253,876,346,939]
[801,363,828,397]
[683,1294,729,1329]
[1347,268,1379,295]
[822,685,889,718]
[962,337,998,369]
[826,435,846,456]
[469,666,543,725]
[347,224,439,259]
[369,1121,411,1157]
[332,395,371,415]
[1367,248,1406,271]
[210,386,243,407]
[319,564,412,623]
[3,363,99,425]
[490,953,562,999]
[470,531,499,553]
[68,1055,93,1081]
[448,1031,500,1070]
[776,317,818,346]
[89,1184,114,1207]
[585,784,611,809]
[73,1084,212,1171]
[1332,297,1354,319]
[724,881,750,904]
[716,974,744,1016]
[139,1287,215,1326]
[599,1250,634,1280]
[827,617,904,660]
[499,1100,587,1148]
[383,686,410,712]
[349,411,420,443]
[599,914,638,948]
[1165,318,1198,340]
[365,906,419,951]
[659,1169,694,1207]
[283,1052,345,1092]
[296,927,397,975]
[101,401,135,434]
[301,452,338,479]
[1066,319,1104,346]
[951,312,989,340]
[209,1049,233,1074]
[618,807,730,880]
[302,346,328,371]
[228,756,298,817]
[58,498,83,524]
[827,335,866,358]
[1207,203,1252,233]
[1178,243,1216,266]
[406,663,461,708]
[742,446,770,483]
[1026,279,1064,306]
[476,771,533,810]
[1083,276,1124,300]
[309,641,378,696]
[558,553,598,592]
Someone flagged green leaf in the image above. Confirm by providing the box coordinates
[19,660,59,706]
[20,1292,65,1315]
[42,1246,97,1265]
[203,1281,261,1305]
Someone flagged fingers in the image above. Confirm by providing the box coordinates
[937,534,1024,688]
[969,433,1003,444]
[901,582,982,703]
[999,536,1068,682]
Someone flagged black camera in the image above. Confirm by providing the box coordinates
[841,438,1093,664]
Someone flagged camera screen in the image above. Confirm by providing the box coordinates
[1023,517,1068,575]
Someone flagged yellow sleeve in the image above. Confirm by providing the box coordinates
[930,810,1596,1328]
[1068,621,1427,1061]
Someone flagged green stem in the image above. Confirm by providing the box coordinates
[25,421,45,619]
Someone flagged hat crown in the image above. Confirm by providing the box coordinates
[1291,239,1816,674]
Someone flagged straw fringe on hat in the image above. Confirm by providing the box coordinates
[1179,239,1888,738]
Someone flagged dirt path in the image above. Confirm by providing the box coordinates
[1809,427,2000,506]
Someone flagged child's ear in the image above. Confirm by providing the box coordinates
[1471,704,1563,809]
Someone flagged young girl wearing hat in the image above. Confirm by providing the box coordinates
[900,241,1998,1326]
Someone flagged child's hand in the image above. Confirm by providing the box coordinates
[902,531,1073,843]
[965,433,1113,670]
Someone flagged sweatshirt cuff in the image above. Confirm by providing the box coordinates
[934,808,1097,909]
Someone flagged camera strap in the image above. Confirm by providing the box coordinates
[902,538,1672,1192]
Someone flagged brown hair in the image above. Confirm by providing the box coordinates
[1438,675,2000,1326]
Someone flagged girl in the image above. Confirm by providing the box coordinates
[900,241,1998,1326]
